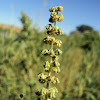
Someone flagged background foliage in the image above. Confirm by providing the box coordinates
[0,12,100,100]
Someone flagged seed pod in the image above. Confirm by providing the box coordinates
[58,6,63,12]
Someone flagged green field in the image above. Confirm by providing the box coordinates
[0,12,100,100]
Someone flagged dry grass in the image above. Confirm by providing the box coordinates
[0,23,22,33]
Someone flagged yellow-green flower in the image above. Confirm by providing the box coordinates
[58,6,63,12]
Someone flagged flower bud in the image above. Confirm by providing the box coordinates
[49,8,52,12]
[52,67,57,73]
[50,87,58,93]
[43,36,55,44]
[35,91,41,96]
[47,76,52,81]
[49,7,57,12]
[44,61,50,68]
[54,87,58,93]
[52,67,60,73]
[41,49,49,55]
[44,67,49,72]
[49,17,56,23]
[39,79,46,83]
[48,49,55,56]
[45,24,52,31]
[47,31,54,35]
[43,61,50,72]
[54,49,63,55]
[51,76,56,84]
[52,25,59,32]
[38,73,47,79]
[51,76,60,84]
[51,7,55,12]
[54,7,58,12]
[56,28,63,35]
[51,12,57,17]
[41,88,47,95]
[56,78,60,84]
[38,72,43,77]
[53,39,62,47]
[52,55,59,61]
[50,93,56,99]
[36,88,47,96]
[51,61,60,67]
[58,6,63,12]
[57,14,64,22]
[57,67,61,73]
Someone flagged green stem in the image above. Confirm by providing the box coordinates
[45,41,54,100]
[54,22,56,26]
[45,22,56,100]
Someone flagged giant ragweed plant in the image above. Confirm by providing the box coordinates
[36,6,64,100]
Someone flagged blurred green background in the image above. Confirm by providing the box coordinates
[0,0,100,100]
[0,11,100,100]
